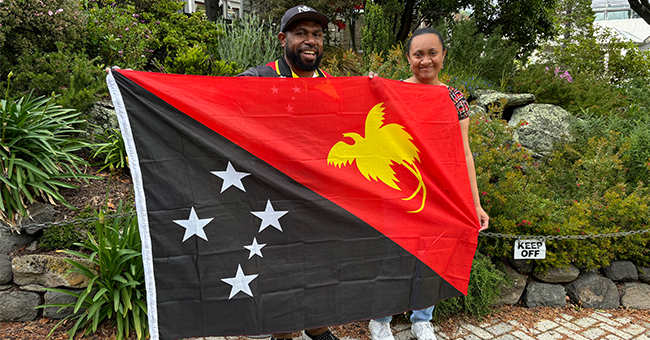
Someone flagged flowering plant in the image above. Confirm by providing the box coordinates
[0,0,86,63]
[545,66,573,82]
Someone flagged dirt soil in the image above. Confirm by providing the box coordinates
[3,167,649,339]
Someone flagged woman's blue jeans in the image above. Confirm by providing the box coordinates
[373,306,434,324]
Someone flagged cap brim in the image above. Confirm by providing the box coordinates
[282,12,329,32]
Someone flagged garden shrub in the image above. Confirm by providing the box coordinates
[160,44,240,76]
[360,1,395,58]
[321,47,364,77]
[85,3,159,70]
[434,252,507,319]
[471,109,650,271]
[3,43,106,112]
[40,202,147,340]
[152,10,222,72]
[0,84,97,223]
[324,44,411,80]
[211,13,281,71]
[0,0,86,65]
[570,108,650,185]
[435,17,519,85]
[511,63,629,116]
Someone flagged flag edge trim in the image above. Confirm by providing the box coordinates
[106,69,160,340]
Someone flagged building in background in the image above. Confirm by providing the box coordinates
[592,0,650,50]
[184,0,251,21]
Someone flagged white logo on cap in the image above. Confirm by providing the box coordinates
[297,6,313,13]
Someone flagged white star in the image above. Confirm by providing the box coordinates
[244,237,266,259]
[271,86,279,94]
[221,264,258,299]
[211,162,250,193]
[173,207,213,242]
[286,104,294,113]
[251,199,288,233]
[293,85,301,93]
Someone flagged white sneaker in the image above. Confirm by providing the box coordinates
[368,320,395,340]
[411,322,437,340]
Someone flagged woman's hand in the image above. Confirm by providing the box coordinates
[476,206,489,231]
[368,71,379,79]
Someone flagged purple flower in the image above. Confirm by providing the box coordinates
[125,27,129,31]
[48,10,53,15]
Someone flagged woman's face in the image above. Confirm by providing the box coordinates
[407,33,446,84]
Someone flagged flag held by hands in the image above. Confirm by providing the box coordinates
[107,69,479,340]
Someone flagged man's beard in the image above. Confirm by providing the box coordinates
[285,45,323,72]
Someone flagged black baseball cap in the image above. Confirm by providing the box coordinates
[280,5,329,32]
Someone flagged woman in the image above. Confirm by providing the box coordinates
[367,27,489,340]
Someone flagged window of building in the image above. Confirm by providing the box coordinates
[595,12,606,21]
[607,10,630,20]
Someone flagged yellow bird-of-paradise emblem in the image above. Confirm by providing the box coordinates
[327,103,426,213]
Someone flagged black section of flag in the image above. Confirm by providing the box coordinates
[114,72,462,340]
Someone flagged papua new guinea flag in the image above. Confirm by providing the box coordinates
[107,69,479,340]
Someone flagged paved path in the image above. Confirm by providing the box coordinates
[389,310,650,340]
[189,310,650,340]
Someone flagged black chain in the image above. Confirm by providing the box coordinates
[2,211,137,233]
[479,229,650,241]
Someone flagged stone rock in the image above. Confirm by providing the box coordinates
[0,291,40,321]
[474,90,536,111]
[509,104,574,155]
[19,284,46,292]
[26,241,38,251]
[533,265,580,283]
[508,258,535,274]
[639,267,650,283]
[566,273,619,309]
[44,289,83,319]
[0,285,10,291]
[523,282,566,308]
[604,261,638,282]
[81,100,119,142]
[468,103,486,117]
[0,228,37,254]
[620,283,650,309]
[12,254,92,288]
[17,203,56,234]
[0,254,13,284]
[494,266,527,305]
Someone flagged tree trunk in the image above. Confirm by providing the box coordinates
[396,0,416,43]
[628,0,650,25]
[349,18,357,51]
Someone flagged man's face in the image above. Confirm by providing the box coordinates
[279,21,324,72]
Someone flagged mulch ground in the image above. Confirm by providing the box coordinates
[2,305,650,340]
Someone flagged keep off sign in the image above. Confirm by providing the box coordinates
[514,239,546,259]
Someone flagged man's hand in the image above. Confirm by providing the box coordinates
[368,71,379,79]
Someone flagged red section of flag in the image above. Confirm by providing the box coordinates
[116,70,479,294]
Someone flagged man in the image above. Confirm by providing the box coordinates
[238,5,337,340]
[238,5,330,78]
